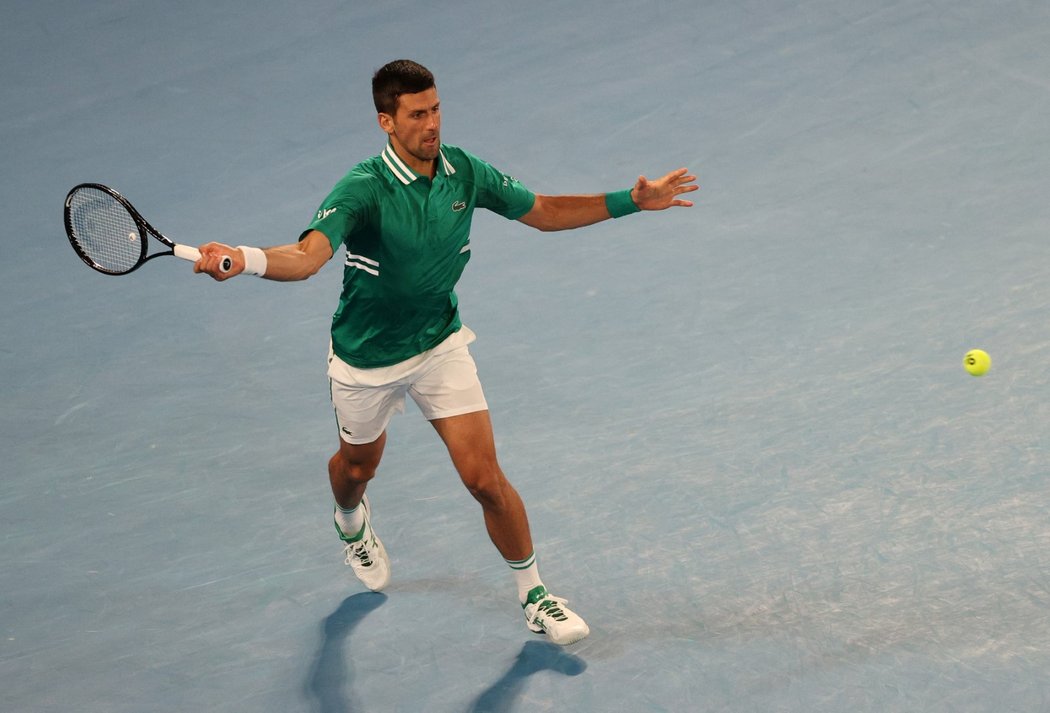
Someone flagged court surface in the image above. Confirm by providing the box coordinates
[4,1,1050,711]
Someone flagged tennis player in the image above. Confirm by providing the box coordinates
[196,59,697,645]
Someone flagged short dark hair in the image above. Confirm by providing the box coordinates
[372,60,435,114]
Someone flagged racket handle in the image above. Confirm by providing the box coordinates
[174,244,232,273]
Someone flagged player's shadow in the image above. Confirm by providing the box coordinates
[468,640,587,712]
[304,591,387,713]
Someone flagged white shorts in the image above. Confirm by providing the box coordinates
[327,327,489,444]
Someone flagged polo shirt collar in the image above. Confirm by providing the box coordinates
[381,141,456,185]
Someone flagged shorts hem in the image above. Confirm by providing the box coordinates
[423,402,489,421]
[338,428,387,446]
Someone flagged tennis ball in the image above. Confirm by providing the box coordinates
[963,349,991,376]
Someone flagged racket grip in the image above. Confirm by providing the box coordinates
[174,244,232,273]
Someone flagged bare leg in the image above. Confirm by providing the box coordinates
[329,431,392,591]
[429,410,533,562]
[328,431,387,509]
[431,410,588,643]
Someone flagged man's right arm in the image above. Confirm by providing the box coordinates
[195,230,334,282]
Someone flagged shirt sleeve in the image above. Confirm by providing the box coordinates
[300,175,374,250]
[464,152,536,220]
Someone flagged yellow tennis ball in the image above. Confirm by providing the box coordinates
[963,349,991,376]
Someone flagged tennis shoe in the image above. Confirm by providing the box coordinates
[522,585,590,645]
[335,495,390,592]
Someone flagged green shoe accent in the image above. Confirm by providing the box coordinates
[522,585,549,608]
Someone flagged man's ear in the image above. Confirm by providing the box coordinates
[377,113,395,135]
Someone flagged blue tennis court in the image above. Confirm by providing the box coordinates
[4,1,1050,710]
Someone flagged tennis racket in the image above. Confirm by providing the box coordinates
[64,183,231,276]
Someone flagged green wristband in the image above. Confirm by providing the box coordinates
[605,189,640,218]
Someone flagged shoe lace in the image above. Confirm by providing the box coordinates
[344,540,373,567]
[534,596,570,622]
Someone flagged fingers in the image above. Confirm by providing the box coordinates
[666,169,699,203]
[629,167,700,211]
[651,169,697,190]
[629,167,699,211]
[196,242,239,281]
[668,169,698,187]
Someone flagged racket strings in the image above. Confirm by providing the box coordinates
[67,187,143,273]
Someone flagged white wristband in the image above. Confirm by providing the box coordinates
[237,246,267,276]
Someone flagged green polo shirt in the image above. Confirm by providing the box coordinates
[304,142,536,368]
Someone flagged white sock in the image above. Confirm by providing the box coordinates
[334,502,365,539]
[506,552,545,604]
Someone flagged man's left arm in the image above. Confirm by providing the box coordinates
[517,168,698,232]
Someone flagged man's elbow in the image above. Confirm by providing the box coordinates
[291,258,327,281]
[287,236,333,279]
[519,203,562,232]
[531,221,561,233]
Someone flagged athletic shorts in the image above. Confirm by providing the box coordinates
[327,326,489,445]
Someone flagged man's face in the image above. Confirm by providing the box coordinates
[379,87,441,169]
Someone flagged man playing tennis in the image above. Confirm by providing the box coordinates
[196,59,697,645]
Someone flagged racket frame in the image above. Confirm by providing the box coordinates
[64,183,226,275]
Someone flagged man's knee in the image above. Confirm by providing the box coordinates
[329,448,380,486]
[461,462,510,508]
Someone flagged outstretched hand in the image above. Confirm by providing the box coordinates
[631,168,699,211]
